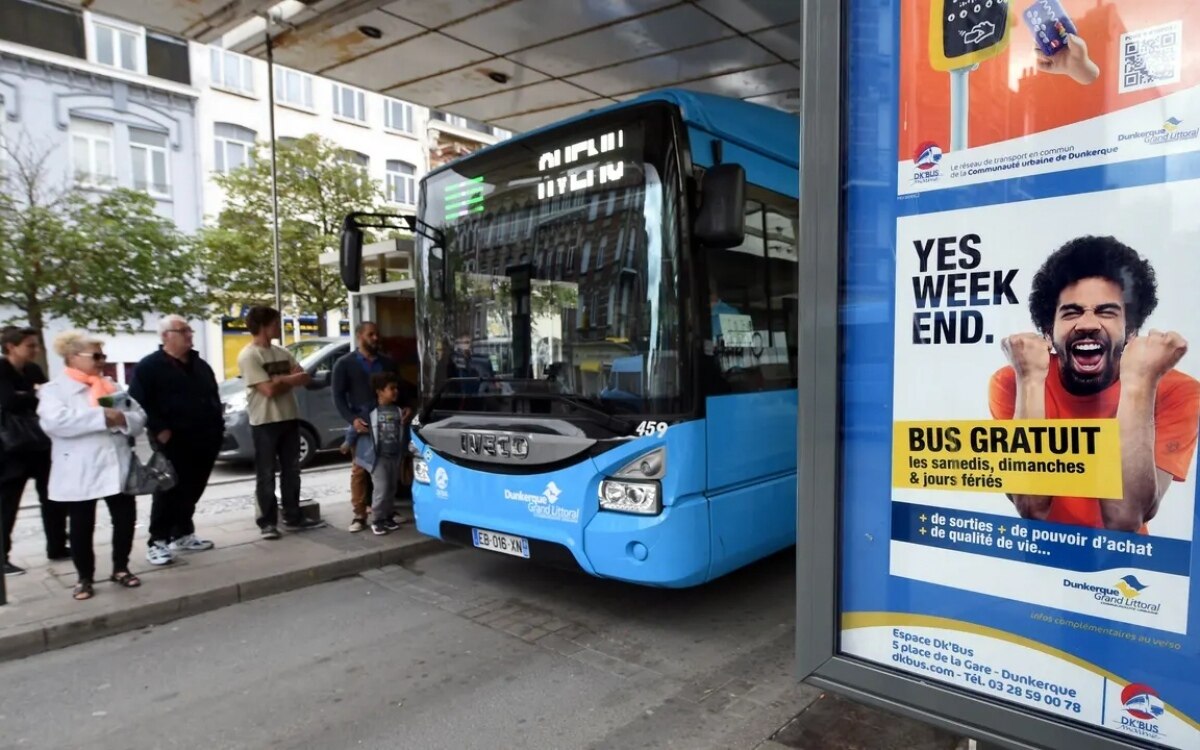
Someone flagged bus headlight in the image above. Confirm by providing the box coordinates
[598,480,661,515]
[413,458,430,485]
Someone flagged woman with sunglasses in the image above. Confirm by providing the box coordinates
[37,331,147,600]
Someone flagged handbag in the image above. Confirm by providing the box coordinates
[0,409,50,452]
[123,440,178,496]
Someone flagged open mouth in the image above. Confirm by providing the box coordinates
[1069,340,1107,374]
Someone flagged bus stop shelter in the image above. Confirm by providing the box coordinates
[44,3,1200,750]
[46,0,800,131]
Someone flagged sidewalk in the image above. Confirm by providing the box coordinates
[760,692,968,750]
[0,499,447,663]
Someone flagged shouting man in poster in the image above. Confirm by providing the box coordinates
[988,236,1200,533]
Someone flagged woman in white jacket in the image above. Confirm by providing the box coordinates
[37,331,147,600]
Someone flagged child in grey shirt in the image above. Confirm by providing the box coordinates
[348,372,405,535]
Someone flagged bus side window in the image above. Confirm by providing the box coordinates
[706,200,770,392]
[763,203,799,387]
[705,195,798,393]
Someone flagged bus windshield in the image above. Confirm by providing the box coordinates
[415,104,687,421]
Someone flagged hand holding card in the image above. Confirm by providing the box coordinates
[1023,1,1099,85]
[1023,0,1076,56]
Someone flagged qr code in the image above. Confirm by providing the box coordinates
[1120,21,1183,94]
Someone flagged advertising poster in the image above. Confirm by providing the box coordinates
[840,1,1200,747]
[898,0,1200,195]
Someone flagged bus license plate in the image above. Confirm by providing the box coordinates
[471,528,530,559]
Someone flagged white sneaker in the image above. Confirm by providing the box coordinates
[169,534,215,552]
[146,542,174,566]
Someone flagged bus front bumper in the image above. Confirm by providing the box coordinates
[414,490,712,588]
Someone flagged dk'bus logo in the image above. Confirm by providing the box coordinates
[1121,683,1164,721]
[914,141,943,170]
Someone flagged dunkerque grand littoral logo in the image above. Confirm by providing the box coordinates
[1164,117,1183,132]
[1115,575,1148,599]
[1122,683,1165,721]
[913,141,943,170]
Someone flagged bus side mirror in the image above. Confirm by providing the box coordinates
[340,217,364,292]
[694,163,746,249]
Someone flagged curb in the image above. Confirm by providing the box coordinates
[0,538,449,664]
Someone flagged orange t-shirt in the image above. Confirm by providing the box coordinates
[988,362,1200,533]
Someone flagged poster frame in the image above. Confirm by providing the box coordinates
[795,1,1161,747]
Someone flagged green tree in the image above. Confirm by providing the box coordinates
[198,134,390,333]
[0,137,212,359]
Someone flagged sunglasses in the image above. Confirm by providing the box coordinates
[78,352,107,362]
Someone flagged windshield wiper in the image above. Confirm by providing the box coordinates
[422,376,634,433]
[419,376,480,424]
[528,391,635,433]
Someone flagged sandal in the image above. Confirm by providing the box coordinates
[73,581,94,600]
[110,571,141,588]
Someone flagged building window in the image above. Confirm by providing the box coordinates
[129,127,169,196]
[210,48,254,95]
[0,0,87,60]
[146,32,190,85]
[433,111,470,129]
[69,116,115,187]
[332,83,366,124]
[384,98,414,134]
[89,16,142,73]
[214,123,256,173]
[386,160,416,205]
[273,67,314,110]
[339,150,369,186]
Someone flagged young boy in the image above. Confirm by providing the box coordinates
[344,372,406,535]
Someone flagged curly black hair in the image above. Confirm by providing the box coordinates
[1028,236,1158,335]
[370,371,399,392]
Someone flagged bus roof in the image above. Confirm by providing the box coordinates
[425,89,798,181]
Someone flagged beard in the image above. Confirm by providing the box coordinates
[1054,329,1125,395]
[362,340,380,355]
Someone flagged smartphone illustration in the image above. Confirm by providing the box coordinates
[1023,0,1077,56]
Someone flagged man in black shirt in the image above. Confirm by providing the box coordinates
[129,315,225,565]
[0,326,66,576]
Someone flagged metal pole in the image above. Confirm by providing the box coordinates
[265,18,283,315]
[950,67,970,152]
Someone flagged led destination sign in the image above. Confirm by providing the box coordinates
[536,128,638,201]
[438,122,644,224]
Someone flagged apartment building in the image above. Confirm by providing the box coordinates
[0,0,509,381]
[0,0,204,381]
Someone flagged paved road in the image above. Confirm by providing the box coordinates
[0,546,810,750]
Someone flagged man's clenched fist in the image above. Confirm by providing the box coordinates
[1121,330,1188,387]
[1002,333,1053,382]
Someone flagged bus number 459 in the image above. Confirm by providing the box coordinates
[635,421,669,437]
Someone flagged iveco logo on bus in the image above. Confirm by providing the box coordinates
[460,431,530,460]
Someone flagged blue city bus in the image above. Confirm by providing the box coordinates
[344,89,799,587]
